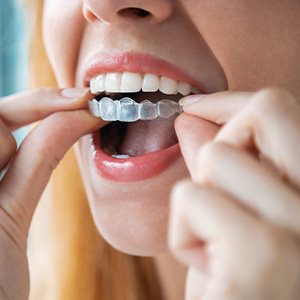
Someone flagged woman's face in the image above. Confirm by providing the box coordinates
[43,0,300,255]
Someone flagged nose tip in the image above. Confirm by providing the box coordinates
[83,0,174,25]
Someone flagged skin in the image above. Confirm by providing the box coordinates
[42,0,300,256]
[0,0,300,299]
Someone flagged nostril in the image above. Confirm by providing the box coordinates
[130,8,150,17]
[118,7,151,18]
[83,3,98,23]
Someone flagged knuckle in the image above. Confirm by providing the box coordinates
[22,109,72,173]
[171,180,194,211]
[30,87,54,99]
[5,133,17,154]
[250,87,294,117]
[38,140,63,169]
[0,190,29,235]
[25,131,63,172]
[34,146,62,173]
[47,154,62,172]
[197,142,227,180]
[0,131,17,163]
[199,142,225,163]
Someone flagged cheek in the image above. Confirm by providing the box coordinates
[181,0,300,93]
[43,0,85,86]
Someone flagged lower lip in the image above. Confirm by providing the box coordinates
[91,131,182,182]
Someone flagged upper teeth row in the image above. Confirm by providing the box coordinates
[90,72,199,96]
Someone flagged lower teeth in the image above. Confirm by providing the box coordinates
[111,154,130,159]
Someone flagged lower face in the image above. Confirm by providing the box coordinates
[43,0,300,256]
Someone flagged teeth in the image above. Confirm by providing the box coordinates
[191,86,200,94]
[159,77,178,95]
[112,154,130,159]
[142,74,160,92]
[90,72,198,96]
[158,100,178,118]
[95,74,106,93]
[88,99,100,117]
[88,97,182,122]
[105,73,122,92]
[90,77,98,94]
[139,100,158,120]
[99,97,117,120]
[178,82,192,96]
[120,72,143,93]
[118,97,139,122]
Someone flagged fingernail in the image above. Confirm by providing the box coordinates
[61,87,90,98]
[179,94,207,106]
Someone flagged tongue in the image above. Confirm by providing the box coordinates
[119,116,178,156]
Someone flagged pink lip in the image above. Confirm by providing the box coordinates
[82,52,206,92]
[92,133,182,182]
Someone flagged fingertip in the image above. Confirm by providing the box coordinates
[179,94,208,107]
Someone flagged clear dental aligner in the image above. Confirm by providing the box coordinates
[88,97,183,122]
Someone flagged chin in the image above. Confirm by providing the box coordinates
[75,138,189,256]
[88,160,188,256]
[92,200,170,256]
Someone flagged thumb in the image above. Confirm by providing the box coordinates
[0,109,106,232]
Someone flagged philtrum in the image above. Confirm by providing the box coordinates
[88,97,183,122]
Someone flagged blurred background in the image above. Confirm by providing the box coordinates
[0,0,29,144]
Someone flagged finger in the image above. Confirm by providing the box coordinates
[179,91,253,125]
[174,114,220,178]
[0,110,106,232]
[185,267,208,300]
[0,87,90,131]
[170,179,300,300]
[196,142,300,237]
[202,234,300,300]
[215,88,300,190]
[169,180,257,269]
[0,119,17,169]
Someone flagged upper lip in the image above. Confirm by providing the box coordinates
[81,52,207,93]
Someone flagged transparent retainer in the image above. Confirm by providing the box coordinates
[88,97,183,122]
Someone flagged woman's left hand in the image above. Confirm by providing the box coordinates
[169,88,300,299]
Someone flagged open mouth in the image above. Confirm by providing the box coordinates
[90,71,199,158]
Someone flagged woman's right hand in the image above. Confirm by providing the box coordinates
[0,88,105,300]
[169,89,300,299]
